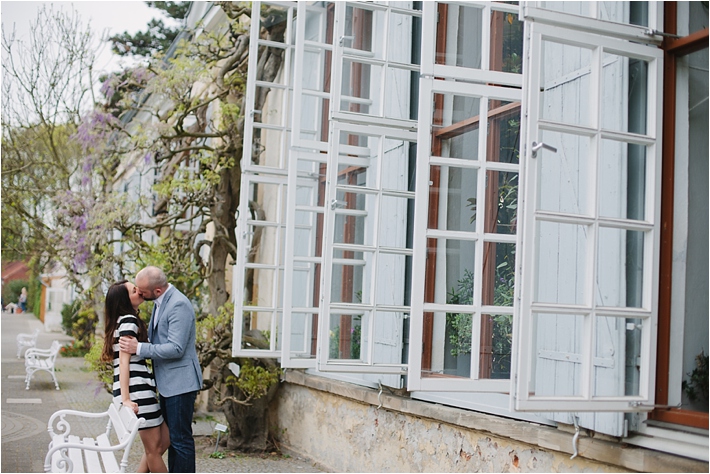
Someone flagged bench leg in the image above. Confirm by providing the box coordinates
[51,369,60,390]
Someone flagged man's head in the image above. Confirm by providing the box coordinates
[135,266,169,301]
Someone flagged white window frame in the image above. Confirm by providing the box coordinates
[242,0,296,175]
[316,121,416,375]
[232,173,288,359]
[512,19,663,412]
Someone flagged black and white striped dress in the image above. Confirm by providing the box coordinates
[112,314,163,430]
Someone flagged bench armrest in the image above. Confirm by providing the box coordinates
[47,408,110,439]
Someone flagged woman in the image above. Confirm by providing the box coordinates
[102,280,169,473]
[18,287,27,312]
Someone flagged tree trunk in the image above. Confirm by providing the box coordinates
[222,381,280,451]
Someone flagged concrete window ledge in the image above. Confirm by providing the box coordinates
[280,370,708,473]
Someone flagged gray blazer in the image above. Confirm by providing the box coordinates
[143,286,203,398]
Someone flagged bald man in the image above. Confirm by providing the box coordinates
[119,266,202,473]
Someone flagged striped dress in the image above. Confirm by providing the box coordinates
[112,314,163,430]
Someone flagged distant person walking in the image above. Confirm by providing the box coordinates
[18,287,28,312]
[119,266,203,473]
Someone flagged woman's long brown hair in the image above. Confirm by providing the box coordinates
[101,280,147,363]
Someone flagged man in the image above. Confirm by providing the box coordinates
[119,266,203,473]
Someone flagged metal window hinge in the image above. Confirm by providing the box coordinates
[645,29,682,39]
[570,414,580,460]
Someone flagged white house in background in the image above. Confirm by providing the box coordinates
[230,1,708,471]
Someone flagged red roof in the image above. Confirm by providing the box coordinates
[1,261,30,283]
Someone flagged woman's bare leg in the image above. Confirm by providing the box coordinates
[138,425,168,473]
[160,421,171,454]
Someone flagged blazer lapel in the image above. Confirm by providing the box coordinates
[148,304,156,341]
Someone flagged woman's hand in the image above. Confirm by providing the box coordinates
[123,400,139,415]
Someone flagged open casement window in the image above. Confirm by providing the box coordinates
[281,150,327,368]
[330,1,421,128]
[316,122,416,387]
[242,1,296,175]
[513,15,663,418]
[408,1,524,393]
[232,174,287,358]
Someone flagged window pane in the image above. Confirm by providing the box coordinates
[331,250,371,304]
[596,227,644,308]
[379,195,414,249]
[487,104,521,164]
[428,310,472,378]
[340,59,382,115]
[288,312,317,359]
[534,221,588,306]
[259,4,289,44]
[376,253,409,306]
[329,313,365,361]
[530,312,585,397]
[344,6,382,59]
[540,40,593,127]
[485,170,518,234]
[389,12,420,65]
[438,4,483,68]
[244,268,280,307]
[292,264,318,307]
[425,238,476,305]
[294,210,322,258]
[482,313,513,379]
[536,131,592,216]
[432,94,482,160]
[481,241,516,307]
[601,53,649,134]
[593,316,643,397]
[242,310,280,351]
[298,94,328,142]
[599,140,647,221]
[490,9,523,74]
[382,138,415,192]
[428,165,478,232]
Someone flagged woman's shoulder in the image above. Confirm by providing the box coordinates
[117,314,139,323]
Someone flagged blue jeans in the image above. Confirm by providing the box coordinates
[160,391,197,473]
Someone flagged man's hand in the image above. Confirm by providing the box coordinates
[119,336,138,354]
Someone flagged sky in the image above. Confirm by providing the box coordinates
[1,1,180,76]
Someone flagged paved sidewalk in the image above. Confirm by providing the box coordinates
[1,311,327,473]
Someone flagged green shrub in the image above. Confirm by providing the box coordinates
[84,337,113,394]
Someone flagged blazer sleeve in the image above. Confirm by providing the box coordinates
[140,297,195,361]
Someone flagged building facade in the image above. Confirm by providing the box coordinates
[231,1,708,471]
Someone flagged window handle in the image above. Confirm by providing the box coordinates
[531,141,557,158]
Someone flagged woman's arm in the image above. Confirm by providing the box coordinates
[119,350,138,414]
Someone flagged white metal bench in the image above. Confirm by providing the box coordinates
[44,403,146,473]
[25,340,61,390]
[16,328,40,358]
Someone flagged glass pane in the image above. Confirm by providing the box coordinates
[593,316,642,397]
[288,312,317,358]
[254,86,286,126]
[249,182,285,222]
[490,9,523,74]
[331,250,371,304]
[329,313,366,361]
[428,165,478,232]
[382,138,415,192]
[259,4,289,43]
[540,40,593,127]
[241,310,279,351]
[481,313,513,379]
[596,227,644,308]
[432,93,482,160]
[485,170,518,234]
[245,224,281,265]
[389,12,420,65]
[536,131,592,216]
[340,59,383,115]
[344,6,384,60]
[384,66,414,120]
[251,127,285,168]
[426,238,476,305]
[293,210,322,258]
[438,3,483,68]
[688,1,709,35]
[599,140,647,221]
[243,268,280,307]
[488,103,521,164]
[302,49,330,92]
[379,195,414,249]
[375,253,409,306]
[601,53,649,134]
[534,221,588,306]
[481,241,515,307]
[298,93,328,142]
[426,310,472,378]
[531,312,585,397]
[291,264,318,307]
